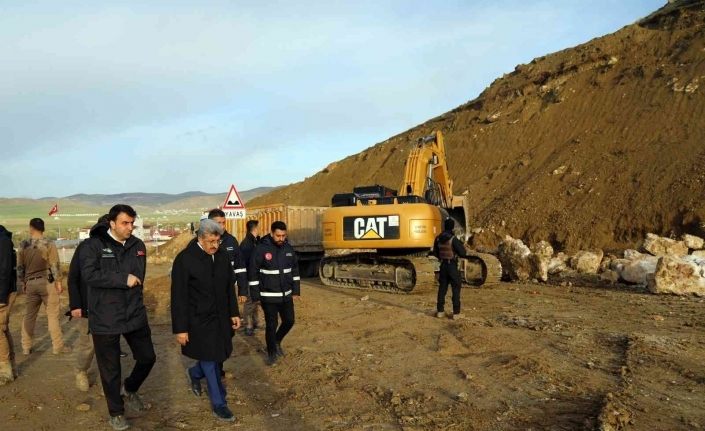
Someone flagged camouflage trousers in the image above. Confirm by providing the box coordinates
[21,278,64,353]
[0,292,17,365]
[74,318,95,373]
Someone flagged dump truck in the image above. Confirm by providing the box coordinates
[226,204,327,277]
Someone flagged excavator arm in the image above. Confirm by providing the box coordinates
[398,131,454,208]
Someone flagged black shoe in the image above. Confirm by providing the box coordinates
[186,369,202,397]
[245,328,254,336]
[265,354,278,366]
[119,351,128,358]
[212,405,235,422]
[275,343,285,357]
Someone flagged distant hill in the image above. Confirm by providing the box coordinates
[249,0,705,251]
[0,186,279,216]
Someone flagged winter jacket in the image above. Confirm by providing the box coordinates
[220,231,248,296]
[239,232,259,266]
[171,238,239,362]
[247,234,300,303]
[0,226,16,304]
[79,222,148,335]
[432,231,468,262]
[67,240,90,317]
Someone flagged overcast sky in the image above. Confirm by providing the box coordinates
[0,0,664,199]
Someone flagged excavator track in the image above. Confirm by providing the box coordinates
[319,250,502,293]
[319,253,437,294]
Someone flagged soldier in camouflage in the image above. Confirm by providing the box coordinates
[17,218,70,355]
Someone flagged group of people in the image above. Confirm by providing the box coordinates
[0,204,301,430]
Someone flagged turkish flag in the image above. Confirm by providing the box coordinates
[48,203,58,216]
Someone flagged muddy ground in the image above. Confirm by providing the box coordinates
[0,265,704,431]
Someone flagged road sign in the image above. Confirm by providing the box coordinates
[222,184,246,219]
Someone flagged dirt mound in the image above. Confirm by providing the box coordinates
[250,1,705,252]
[149,232,193,262]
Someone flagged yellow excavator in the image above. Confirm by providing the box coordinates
[320,131,502,293]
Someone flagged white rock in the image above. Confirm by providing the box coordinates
[552,165,568,175]
[548,252,569,275]
[643,233,688,257]
[692,250,705,259]
[529,241,554,282]
[620,256,659,284]
[570,250,604,274]
[497,236,532,281]
[609,258,631,273]
[648,256,705,297]
[623,249,643,260]
[682,234,705,250]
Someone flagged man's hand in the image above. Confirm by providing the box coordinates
[237,295,247,303]
[175,332,189,346]
[55,281,63,294]
[293,294,301,301]
[127,274,142,288]
[231,317,241,330]
[70,308,82,318]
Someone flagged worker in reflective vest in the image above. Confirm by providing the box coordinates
[247,221,300,366]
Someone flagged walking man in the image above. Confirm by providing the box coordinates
[247,221,300,366]
[207,209,248,298]
[171,219,242,422]
[239,220,261,336]
[0,225,17,384]
[68,214,109,392]
[17,218,70,355]
[433,219,469,320]
[80,204,156,430]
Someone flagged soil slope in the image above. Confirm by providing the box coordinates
[250,1,705,252]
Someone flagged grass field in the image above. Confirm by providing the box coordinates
[0,207,201,245]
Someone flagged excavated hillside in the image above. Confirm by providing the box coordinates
[251,1,705,252]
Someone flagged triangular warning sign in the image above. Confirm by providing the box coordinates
[222,184,245,209]
[361,229,381,239]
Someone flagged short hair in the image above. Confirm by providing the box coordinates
[271,221,287,232]
[108,204,137,222]
[246,220,259,232]
[197,218,224,238]
[208,209,225,219]
[98,214,110,224]
[29,218,45,232]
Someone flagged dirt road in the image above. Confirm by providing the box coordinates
[1,270,703,430]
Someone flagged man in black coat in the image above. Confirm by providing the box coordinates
[239,219,260,335]
[0,225,17,385]
[247,221,300,366]
[171,219,242,422]
[68,214,116,392]
[80,204,155,431]
[432,218,469,320]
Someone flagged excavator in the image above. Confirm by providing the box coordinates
[319,131,502,293]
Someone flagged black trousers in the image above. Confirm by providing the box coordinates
[437,260,462,314]
[92,325,156,416]
[261,300,295,356]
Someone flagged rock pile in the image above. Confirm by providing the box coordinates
[494,232,705,297]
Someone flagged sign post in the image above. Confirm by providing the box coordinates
[222,184,246,219]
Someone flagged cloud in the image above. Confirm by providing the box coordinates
[0,0,664,197]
